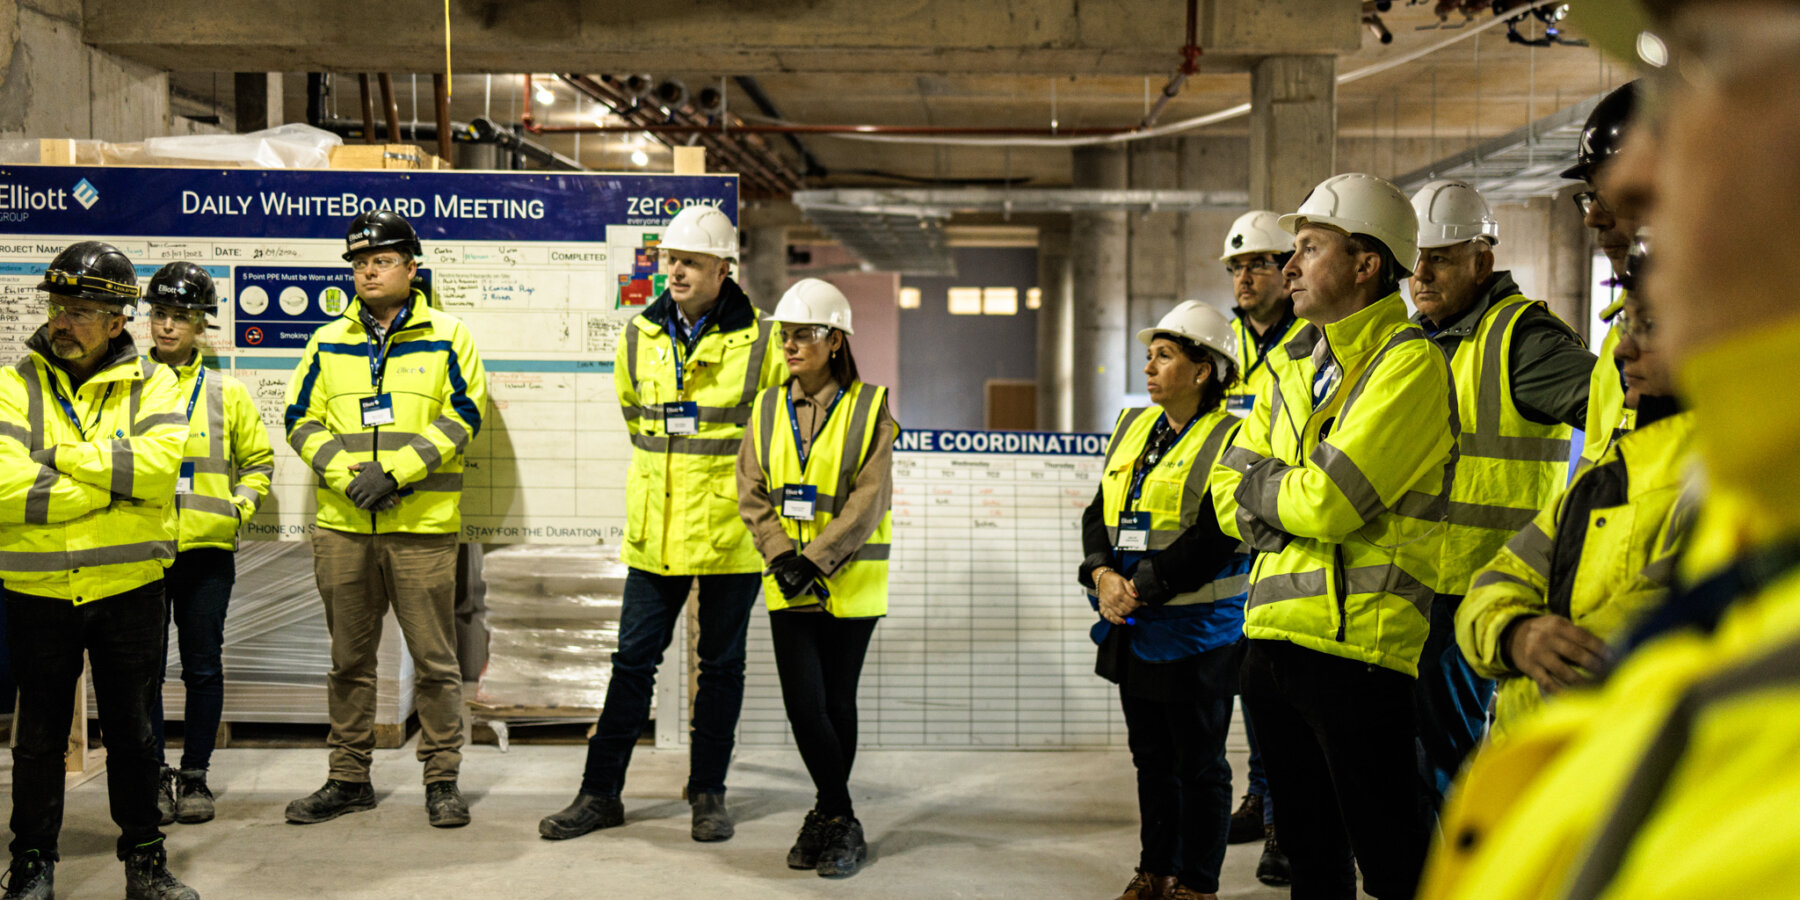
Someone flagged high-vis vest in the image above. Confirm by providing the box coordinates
[618,282,786,575]
[1094,405,1250,659]
[1437,292,1578,595]
[284,290,487,536]
[1212,293,1458,676]
[160,350,272,551]
[1579,296,1636,470]
[1456,410,1696,737]
[1223,311,1304,418]
[748,380,892,617]
[0,330,186,603]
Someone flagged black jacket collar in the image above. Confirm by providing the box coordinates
[643,278,757,336]
[1415,271,1524,339]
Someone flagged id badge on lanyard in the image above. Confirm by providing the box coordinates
[360,394,396,427]
[781,484,818,521]
[664,401,699,435]
[1225,393,1254,417]
[1116,511,1151,552]
[176,460,195,495]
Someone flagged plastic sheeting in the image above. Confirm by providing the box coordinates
[0,123,343,169]
[474,545,627,711]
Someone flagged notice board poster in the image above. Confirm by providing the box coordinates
[0,165,737,544]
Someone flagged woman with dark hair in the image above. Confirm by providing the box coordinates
[1078,300,1251,900]
[737,278,896,879]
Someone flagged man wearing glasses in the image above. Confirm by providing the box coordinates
[0,242,199,900]
[1218,211,1305,422]
[540,204,785,844]
[282,211,488,830]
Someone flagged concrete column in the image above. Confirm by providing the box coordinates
[232,72,282,132]
[1070,146,1129,433]
[1127,138,1180,396]
[0,2,170,141]
[739,224,788,314]
[1036,225,1073,432]
[1543,185,1594,339]
[1249,56,1337,214]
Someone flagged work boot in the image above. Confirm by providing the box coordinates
[0,850,53,900]
[814,815,867,878]
[786,808,828,869]
[688,791,733,842]
[425,781,470,828]
[1256,824,1292,887]
[123,843,199,900]
[1166,881,1218,900]
[156,766,177,826]
[174,770,214,824]
[1227,792,1264,844]
[284,779,375,825]
[538,793,623,840]
[1111,868,1173,900]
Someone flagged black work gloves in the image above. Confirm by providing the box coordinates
[768,550,823,600]
[345,461,399,510]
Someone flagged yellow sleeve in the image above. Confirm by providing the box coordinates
[1456,500,1560,679]
[224,376,273,518]
[388,321,488,488]
[283,334,354,495]
[0,377,110,523]
[52,364,189,505]
[1212,376,1276,543]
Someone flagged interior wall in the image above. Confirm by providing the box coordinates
[0,0,170,141]
[787,244,902,405]
[898,247,1039,430]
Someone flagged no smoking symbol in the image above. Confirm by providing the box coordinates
[245,326,264,346]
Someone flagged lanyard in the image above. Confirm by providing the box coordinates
[50,378,114,441]
[787,385,847,473]
[1239,312,1293,384]
[1126,412,1198,510]
[364,302,410,390]
[669,308,713,393]
[184,365,206,422]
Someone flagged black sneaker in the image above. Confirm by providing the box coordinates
[156,766,177,827]
[284,779,375,825]
[425,782,470,828]
[0,851,53,900]
[688,791,733,842]
[1256,824,1291,887]
[123,843,198,900]
[538,793,624,840]
[174,770,214,824]
[815,815,867,878]
[786,808,828,869]
[1227,792,1264,844]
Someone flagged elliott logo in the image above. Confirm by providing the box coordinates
[72,178,98,209]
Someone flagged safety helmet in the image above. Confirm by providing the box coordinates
[144,261,218,314]
[1411,180,1500,249]
[342,209,423,261]
[39,241,139,305]
[1279,173,1421,275]
[1219,210,1291,262]
[658,205,739,262]
[769,278,854,335]
[1136,300,1238,367]
[1561,81,1638,182]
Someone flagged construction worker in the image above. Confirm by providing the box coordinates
[541,205,785,844]
[1567,81,1645,469]
[1216,211,1300,887]
[141,262,273,827]
[738,279,897,879]
[0,242,199,900]
[282,210,488,829]
[1078,300,1249,900]
[1406,180,1596,805]
[1212,173,1454,900]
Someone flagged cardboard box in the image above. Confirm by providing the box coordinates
[330,142,430,170]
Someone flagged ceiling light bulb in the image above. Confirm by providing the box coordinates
[631,148,649,167]
[534,86,555,105]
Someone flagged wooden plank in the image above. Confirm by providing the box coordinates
[672,146,706,175]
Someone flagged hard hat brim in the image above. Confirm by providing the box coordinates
[765,313,853,336]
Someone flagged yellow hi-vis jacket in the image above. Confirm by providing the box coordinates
[617,280,785,575]
[1435,286,1578,595]
[0,329,186,602]
[1578,296,1636,471]
[1212,292,1458,676]
[1223,308,1305,418]
[1455,409,1696,738]
[157,350,272,551]
[284,289,487,536]
[747,380,892,616]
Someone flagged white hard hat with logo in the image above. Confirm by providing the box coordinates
[1219,210,1291,262]
[1279,173,1421,274]
[1136,300,1238,365]
[1411,180,1500,249]
[657,205,739,262]
[770,278,854,334]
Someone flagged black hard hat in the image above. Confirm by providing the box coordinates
[342,209,423,262]
[39,241,139,305]
[145,261,218,313]
[1561,81,1639,182]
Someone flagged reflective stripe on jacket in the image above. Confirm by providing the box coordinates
[0,328,186,602]
[1211,292,1459,676]
[284,289,487,536]
[618,280,785,575]
[160,351,272,551]
[748,380,892,616]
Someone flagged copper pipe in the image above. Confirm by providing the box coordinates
[565,74,798,193]
[524,122,1131,136]
[377,73,402,142]
[433,73,453,164]
[357,74,377,144]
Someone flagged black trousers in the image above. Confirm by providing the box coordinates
[5,580,167,860]
[1118,642,1236,892]
[1239,639,1429,900]
[768,611,878,818]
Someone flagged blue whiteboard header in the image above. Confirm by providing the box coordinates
[896,429,1106,457]
[0,166,737,243]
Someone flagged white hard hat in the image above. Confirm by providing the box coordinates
[1220,210,1290,262]
[1411,180,1500,249]
[1136,300,1238,366]
[1279,173,1421,274]
[769,278,854,335]
[657,205,739,262]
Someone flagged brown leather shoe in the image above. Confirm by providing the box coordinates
[1112,868,1175,900]
[1166,882,1217,900]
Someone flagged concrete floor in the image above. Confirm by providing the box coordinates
[34,736,1310,899]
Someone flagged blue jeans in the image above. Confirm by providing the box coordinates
[580,569,760,798]
[150,548,235,772]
